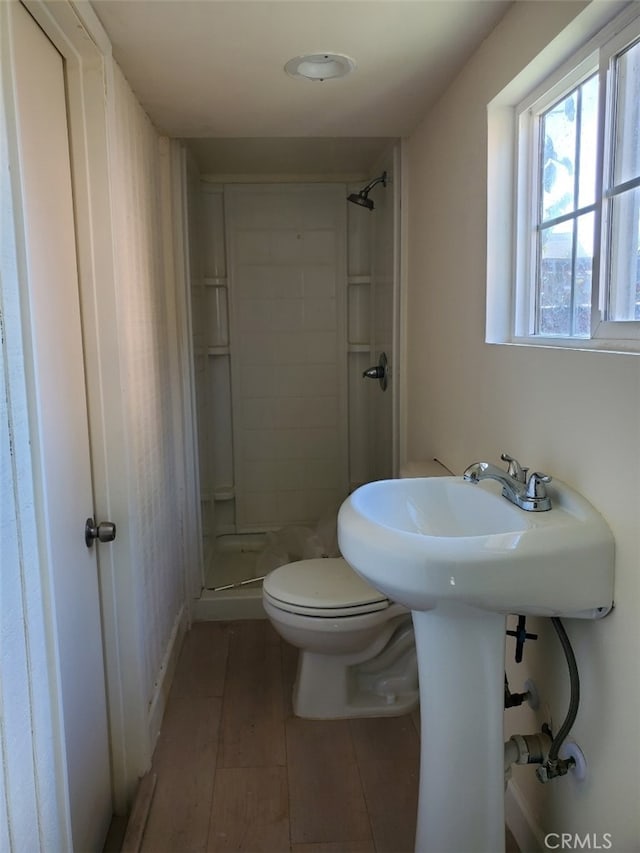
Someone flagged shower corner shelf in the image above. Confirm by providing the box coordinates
[213,486,235,501]
[207,346,230,356]
[203,276,228,288]
[348,343,371,353]
[201,486,235,502]
[347,274,371,285]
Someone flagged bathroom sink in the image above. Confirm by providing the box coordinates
[337,476,615,617]
[338,475,615,852]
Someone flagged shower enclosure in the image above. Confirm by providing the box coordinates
[188,149,400,617]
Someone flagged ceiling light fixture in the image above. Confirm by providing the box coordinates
[284,53,356,82]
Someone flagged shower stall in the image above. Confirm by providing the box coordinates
[188,146,401,618]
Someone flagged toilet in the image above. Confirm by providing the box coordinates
[261,460,450,719]
[262,556,419,719]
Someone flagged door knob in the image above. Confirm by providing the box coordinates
[85,517,117,548]
[363,365,385,379]
[362,352,388,391]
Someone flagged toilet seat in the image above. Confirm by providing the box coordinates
[263,557,388,618]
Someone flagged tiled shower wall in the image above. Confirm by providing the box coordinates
[227,185,348,532]
[194,179,384,544]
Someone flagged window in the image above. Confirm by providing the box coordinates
[513,9,640,347]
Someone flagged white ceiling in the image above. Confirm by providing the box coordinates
[90,0,512,177]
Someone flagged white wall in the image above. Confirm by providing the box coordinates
[108,63,188,728]
[404,1,639,847]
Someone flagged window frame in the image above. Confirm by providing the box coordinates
[598,16,640,337]
[511,7,640,350]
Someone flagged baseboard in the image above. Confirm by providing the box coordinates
[120,771,157,853]
[505,779,545,853]
[146,604,188,749]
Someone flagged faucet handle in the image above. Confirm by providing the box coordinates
[525,472,552,499]
[500,453,528,483]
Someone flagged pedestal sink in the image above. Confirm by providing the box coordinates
[337,476,615,853]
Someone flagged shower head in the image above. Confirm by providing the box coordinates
[347,192,375,211]
[347,171,387,211]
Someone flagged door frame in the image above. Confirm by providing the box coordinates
[3,0,153,819]
[0,6,72,844]
[20,0,202,810]
[27,0,156,810]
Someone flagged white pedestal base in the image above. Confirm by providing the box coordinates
[412,604,506,853]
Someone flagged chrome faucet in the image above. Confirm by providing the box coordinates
[463,453,552,512]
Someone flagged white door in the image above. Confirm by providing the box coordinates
[11,4,113,849]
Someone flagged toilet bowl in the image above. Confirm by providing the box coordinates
[263,557,419,719]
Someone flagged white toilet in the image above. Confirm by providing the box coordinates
[262,556,419,719]
[262,461,450,719]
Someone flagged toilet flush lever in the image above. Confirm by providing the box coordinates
[363,352,388,391]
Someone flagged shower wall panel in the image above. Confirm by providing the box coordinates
[226,185,349,531]
[346,182,373,491]
[370,151,397,481]
[197,183,235,537]
[346,151,399,487]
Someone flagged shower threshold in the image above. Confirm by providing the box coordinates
[195,533,268,621]
[195,513,340,620]
[205,532,267,589]
[212,574,266,592]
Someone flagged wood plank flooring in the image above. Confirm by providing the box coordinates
[138,619,519,853]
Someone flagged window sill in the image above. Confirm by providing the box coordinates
[489,336,640,355]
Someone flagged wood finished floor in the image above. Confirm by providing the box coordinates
[139,619,519,853]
